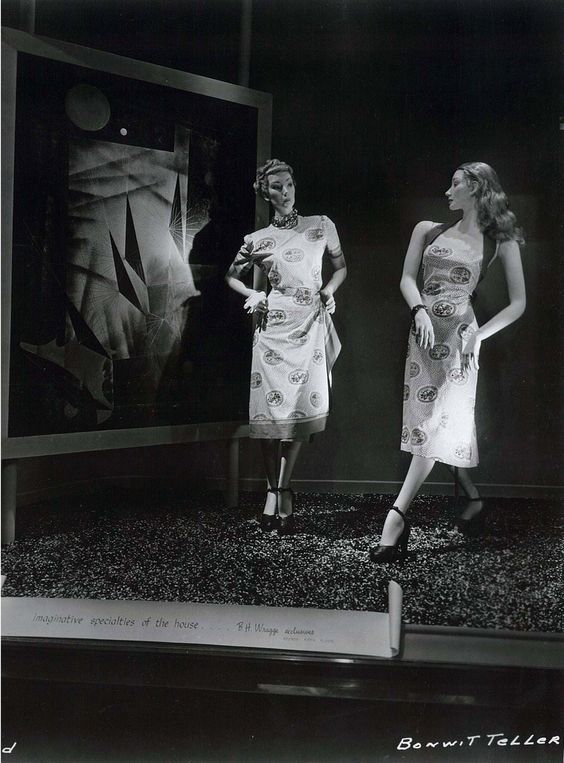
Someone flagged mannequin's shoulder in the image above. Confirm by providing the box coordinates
[408,220,442,245]
[415,220,441,235]
[300,214,323,225]
[247,224,274,240]
[308,214,338,231]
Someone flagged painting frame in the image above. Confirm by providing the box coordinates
[1,26,272,460]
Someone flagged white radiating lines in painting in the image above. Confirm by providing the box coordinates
[23,134,207,425]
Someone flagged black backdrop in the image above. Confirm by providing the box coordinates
[3,0,561,493]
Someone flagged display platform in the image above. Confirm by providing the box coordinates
[3,590,562,761]
[3,614,562,708]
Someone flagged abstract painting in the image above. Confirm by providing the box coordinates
[6,47,264,442]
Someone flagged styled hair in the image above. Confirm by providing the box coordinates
[457,162,524,244]
[253,159,295,199]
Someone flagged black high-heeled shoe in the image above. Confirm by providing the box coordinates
[369,506,410,563]
[455,498,488,537]
[277,487,295,536]
[451,467,488,537]
[259,488,278,532]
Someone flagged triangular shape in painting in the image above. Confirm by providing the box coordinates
[169,174,184,258]
[64,295,110,358]
[110,231,144,312]
[125,197,147,283]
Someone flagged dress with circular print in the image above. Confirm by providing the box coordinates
[228,215,343,439]
[401,225,495,467]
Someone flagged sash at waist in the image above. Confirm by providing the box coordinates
[421,284,476,305]
[270,286,318,297]
[422,290,474,306]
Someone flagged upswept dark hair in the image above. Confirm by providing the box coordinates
[253,159,295,200]
[458,162,524,244]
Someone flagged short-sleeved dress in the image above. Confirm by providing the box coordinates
[228,215,343,440]
[401,222,497,467]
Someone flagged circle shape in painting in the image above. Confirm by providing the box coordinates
[65,84,111,131]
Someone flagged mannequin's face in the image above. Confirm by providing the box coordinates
[445,170,476,212]
[265,171,295,217]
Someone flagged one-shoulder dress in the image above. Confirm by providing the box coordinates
[228,215,343,440]
[401,222,497,467]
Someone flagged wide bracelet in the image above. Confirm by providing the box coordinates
[410,304,428,320]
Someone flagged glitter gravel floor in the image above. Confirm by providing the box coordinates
[2,489,562,632]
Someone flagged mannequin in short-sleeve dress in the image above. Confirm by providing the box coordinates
[225,158,347,534]
[228,214,343,440]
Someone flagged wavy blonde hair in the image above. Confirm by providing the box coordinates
[253,159,295,200]
[458,162,524,244]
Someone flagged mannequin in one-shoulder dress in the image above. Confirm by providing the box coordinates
[226,160,347,535]
[371,162,526,563]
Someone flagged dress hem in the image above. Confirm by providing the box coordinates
[400,443,479,468]
[250,413,328,440]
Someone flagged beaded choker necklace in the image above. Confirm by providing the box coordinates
[272,208,299,229]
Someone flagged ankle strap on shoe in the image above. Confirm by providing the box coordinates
[391,506,405,519]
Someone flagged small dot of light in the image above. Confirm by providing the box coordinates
[120,127,128,136]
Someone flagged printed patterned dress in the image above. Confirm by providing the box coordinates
[228,215,343,439]
[401,224,496,467]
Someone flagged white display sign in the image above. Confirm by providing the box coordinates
[2,581,402,658]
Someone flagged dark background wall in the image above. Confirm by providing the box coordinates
[4,0,561,500]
